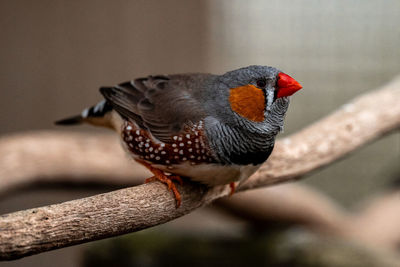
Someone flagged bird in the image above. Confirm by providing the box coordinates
[56,65,302,207]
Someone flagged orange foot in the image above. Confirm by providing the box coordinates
[229,182,236,196]
[137,160,183,208]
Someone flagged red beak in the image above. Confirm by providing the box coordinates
[276,72,302,98]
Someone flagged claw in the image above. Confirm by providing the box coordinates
[169,175,183,186]
[145,176,157,183]
[138,160,183,208]
[229,182,236,196]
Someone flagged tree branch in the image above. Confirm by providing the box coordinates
[215,184,349,236]
[0,132,148,194]
[345,189,400,250]
[216,184,400,252]
[0,76,400,260]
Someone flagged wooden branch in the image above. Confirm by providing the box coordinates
[0,132,149,194]
[215,184,349,235]
[344,189,400,250]
[1,76,400,260]
[216,184,400,252]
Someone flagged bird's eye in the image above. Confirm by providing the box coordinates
[256,78,267,88]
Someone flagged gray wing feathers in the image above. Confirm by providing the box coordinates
[100,81,145,128]
[100,75,206,142]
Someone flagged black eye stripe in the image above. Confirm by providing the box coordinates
[273,89,278,102]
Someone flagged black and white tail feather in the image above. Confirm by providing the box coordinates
[55,99,113,126]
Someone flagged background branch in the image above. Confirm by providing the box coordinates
[216,184,400,252]
[0,132,148,195]
[345,189,400,250]
[215,184,349,236]
[0,76,400,260]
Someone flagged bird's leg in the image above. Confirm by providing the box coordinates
[145,175,183,187]
[229,182,236,196]
[136,160,183,207]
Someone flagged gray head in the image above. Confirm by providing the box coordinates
[205,65,302,133]
[203,65,302,165]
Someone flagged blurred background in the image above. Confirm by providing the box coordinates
[0,0,399,266]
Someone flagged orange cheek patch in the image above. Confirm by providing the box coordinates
[229,84,265,122]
